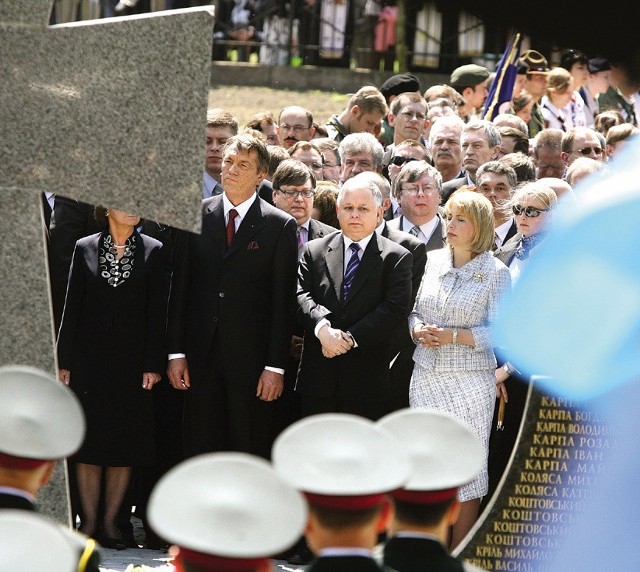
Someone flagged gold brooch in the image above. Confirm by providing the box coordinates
[473,272,485,283]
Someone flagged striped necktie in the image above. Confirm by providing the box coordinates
[410,225,420,238]
[342,243,361,300]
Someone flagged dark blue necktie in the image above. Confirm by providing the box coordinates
[342,243,361,300]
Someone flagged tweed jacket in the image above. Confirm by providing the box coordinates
[409,248,511,372]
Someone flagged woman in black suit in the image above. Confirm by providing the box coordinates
[57,206,168,548]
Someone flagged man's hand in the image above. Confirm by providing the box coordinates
[290,335,304,360]
[256,369,283,401]
[318,325,352,358]
[142,372,162,391]
[167,358,190,390]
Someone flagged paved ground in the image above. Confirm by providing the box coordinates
[98,517,296,571]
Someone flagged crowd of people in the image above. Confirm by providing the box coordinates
[8,44,640,571]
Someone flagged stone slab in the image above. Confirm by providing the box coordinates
[1,5,215,233]
[0,0,214,525]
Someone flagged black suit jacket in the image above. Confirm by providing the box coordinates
[308,556,387,572]
[296,231,412,418]
[307,218,338,241]
[167,194,298,376]
[384,536,465,572]
[441,176,468,204]
[380,223,426,356]
[43,194,101,334]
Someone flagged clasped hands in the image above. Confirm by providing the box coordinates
[413,323,451,347]
[318,325,353,358]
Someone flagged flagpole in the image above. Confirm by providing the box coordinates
[484,32,521,120]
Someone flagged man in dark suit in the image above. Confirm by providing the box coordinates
[475,161,518,250]
[0,366,101,571]
[42,193,100,334]
[386,160,446,253]
[296,176,413,420]
[271,158,336,434]
[167,133,298,460]
[352,171,426,413]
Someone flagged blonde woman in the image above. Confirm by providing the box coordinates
[408,190,511,547]
[541,67,575,131]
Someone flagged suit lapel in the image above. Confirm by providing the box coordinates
[203,195,226,251]
[425,215,446,251]
[324,232,345,302]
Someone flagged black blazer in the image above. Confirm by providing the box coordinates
[167,194,298,375]
[308,556,387,572]
[44,195,101,334]
[308,218,338,241]
[441,176,468,204]
[384,536,465,572]
[57,231,168,377]
[296,231,413,416]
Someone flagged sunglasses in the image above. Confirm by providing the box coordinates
[577,146,604,156]
[513,204,549,218]
[391,156,419,167]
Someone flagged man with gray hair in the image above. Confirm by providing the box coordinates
[442,119,502,203]
[338,132,385,183]
[295,176,413,420]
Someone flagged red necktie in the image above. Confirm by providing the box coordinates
[226,209,238,247]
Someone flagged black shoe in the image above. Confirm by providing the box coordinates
[100,535,127,551]
[97,530,127,551]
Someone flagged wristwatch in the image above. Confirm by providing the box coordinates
[502,362,515,375]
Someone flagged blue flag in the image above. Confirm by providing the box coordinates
[483,33,522,121]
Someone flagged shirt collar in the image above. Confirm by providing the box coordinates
[222,192,257,220]
[401,215,439,240]
[343,232,374,254]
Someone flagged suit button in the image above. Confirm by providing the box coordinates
[340,314,346,319]
[219,292,225,298]
[212,317,218,322]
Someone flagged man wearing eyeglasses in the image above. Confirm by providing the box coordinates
[387,161,446,251]
[270,159,336,465]
[277,106,316,149]
[560,126,606,169]
[385,140,430,220]
[272,159,336,254]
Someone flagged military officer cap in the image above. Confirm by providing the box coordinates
[0,510,76,571]
[0,365,85,468]
[377,409,483,504]
[518,50,550,74]
[148,452,307,569]
[380,73,421,101]
[449,64,491,88]
[272,413,411,510]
